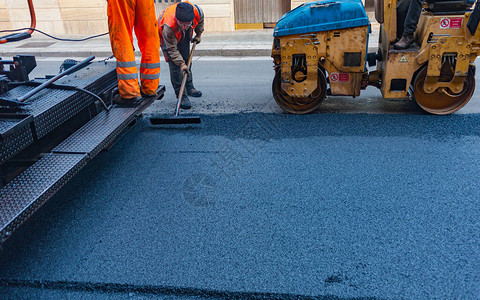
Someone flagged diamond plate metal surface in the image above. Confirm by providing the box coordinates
[0,62,116,162]
[0,153,87,242]
[32,67,117,139]
[0,119,23,133]
[0,114,34,163]
[53,107,137,157]
[9,62,117,139]
[0,124,34,163]
[53,86,165,158]
[0,63,163,243]
[57,62,117,92]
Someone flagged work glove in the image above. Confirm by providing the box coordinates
[180,63,189,75]
[192,34,201,44]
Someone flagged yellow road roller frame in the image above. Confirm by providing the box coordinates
[280,37,319,98]
[272,0,480,114]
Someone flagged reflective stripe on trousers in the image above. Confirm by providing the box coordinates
[140,62,160,81]
[107,0,160,99]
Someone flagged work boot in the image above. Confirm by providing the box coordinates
[142,86,163,99]
[180,95,191,109]
[113,94,141,106]
[394,33,415,50]
[141,91,157,98]
[187,88,202,97]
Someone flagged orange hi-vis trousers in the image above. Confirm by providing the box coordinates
[107,0,160,99]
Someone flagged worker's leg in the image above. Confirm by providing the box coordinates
[168,60,191,109]
[178,31,201,97]
[394,0,422,49]
[403,0,422,35]
[168,60,183,97]
[396,0,411,39]
[134,0,160,96]
[107,0,140,99]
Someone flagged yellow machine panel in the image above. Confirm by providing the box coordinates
[272,25,370,112]
[272,0,480,115]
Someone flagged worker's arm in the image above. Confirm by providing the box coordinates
[162,25,185,66]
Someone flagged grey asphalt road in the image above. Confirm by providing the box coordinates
[1,58,480,299]
[28,56,480,115]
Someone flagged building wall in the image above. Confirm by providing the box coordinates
[195,0,235,32]
[291,0,307,9]
[0,0,367,35]
[0,0,108,35]
[0,0,234,35]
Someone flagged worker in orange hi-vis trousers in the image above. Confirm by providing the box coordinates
[107,0,160,105]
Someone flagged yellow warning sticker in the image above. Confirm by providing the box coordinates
[399,56,408,63]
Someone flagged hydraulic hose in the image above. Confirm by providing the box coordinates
[0,0,36,44]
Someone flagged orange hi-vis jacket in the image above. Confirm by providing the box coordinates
[107,0,160,99]
[158,1,202,62]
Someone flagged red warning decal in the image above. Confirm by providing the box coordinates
[339,73,349,82]
[450,18,463,29]
[330,73,349,82]
[440,17,463,29]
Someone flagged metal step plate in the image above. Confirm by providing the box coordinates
[52,107,137,157]
[0,153,87,243]
[53,86,166,158]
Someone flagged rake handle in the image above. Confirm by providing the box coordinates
[174,41,197,116]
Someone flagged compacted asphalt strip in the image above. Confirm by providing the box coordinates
[0,112,480,298]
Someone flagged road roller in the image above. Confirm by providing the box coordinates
[271,0,480,114]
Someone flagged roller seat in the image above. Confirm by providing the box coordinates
[425,0,475,14]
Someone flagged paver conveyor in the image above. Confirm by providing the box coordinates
[0,55,164,244]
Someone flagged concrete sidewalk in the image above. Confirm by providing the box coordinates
[0,26,380,59]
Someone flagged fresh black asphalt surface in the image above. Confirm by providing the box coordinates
[0,59,480,299]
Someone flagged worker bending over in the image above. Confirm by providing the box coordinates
[159,1,204,109]
[107,0,161,105]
